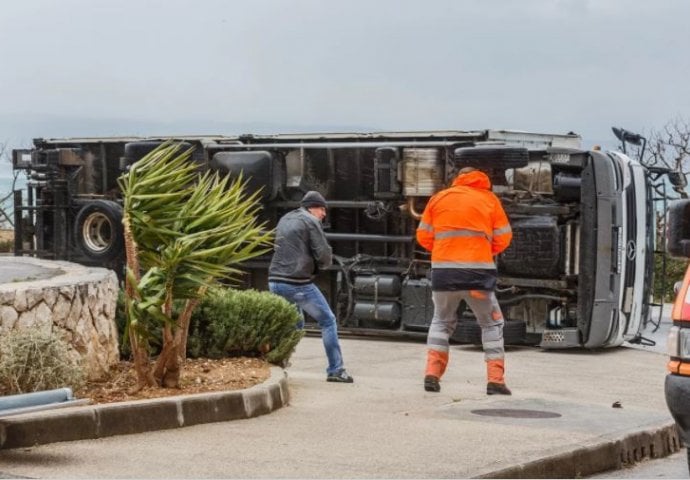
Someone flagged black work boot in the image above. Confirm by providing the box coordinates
[487,382,512,395]
[424,375,441,392]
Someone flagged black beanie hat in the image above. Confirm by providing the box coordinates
[300,191,327,209]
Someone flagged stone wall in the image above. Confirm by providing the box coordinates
[0,257,120,380]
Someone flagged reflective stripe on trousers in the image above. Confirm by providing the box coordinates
[426,289,505,362]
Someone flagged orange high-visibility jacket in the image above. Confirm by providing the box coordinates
[416,170,512,270]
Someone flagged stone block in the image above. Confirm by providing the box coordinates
[52,295,72,326]
[96,400,182,437]
[43,288,58,309]
[0,306,18,332]
[243,387,271,418]
[0,290,15,305]
[65,294,82,331]
[181,391,246,426]
[16,309,37,329]
[58,285,75,301]
[267,382,282,409]
[25,288,43,311]
[13,290,27,313]
[0,409,98,449]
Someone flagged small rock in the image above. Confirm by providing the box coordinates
[612,401,622,408]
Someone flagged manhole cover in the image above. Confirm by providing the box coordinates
[470,408,561,419]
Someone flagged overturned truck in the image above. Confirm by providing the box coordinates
[12,129,659,348]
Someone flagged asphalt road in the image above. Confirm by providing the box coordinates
[0,303,679,478]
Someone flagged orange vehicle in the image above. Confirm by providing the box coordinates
[665,199,690,469]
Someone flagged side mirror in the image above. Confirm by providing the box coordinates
[612,127,643,146]
[667,199,690,258]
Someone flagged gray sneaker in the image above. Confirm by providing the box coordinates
[327,369,354,383]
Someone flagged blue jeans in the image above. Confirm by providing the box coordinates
[268,282,345,375]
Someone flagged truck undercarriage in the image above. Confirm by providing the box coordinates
[12,129,655,348]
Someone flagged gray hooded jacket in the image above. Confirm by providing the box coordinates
[268,208,333,284]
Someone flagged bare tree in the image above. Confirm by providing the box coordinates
[641,117,690,199]
[647,118,690,172]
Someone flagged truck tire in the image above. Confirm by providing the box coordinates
[452,319,527,346]
[453,146,529,170]
[74,200,124,261]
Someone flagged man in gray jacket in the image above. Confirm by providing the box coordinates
[268,191,354,383]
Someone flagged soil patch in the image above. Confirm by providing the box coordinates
[75,357,271,404]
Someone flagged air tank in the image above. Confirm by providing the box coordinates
[353,275,402,297]
[353,301,401,325]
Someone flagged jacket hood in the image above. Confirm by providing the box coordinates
[452,170,492,190]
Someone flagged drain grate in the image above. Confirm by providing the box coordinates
[470,408,561,419]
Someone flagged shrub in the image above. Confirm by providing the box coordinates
[188,287,304,365]
[654,254,689,302]
[115,287,304,365]
[0,329,85,394]
[0,239,12,253]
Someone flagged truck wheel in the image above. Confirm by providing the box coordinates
[452,319,527,346]
[74,200,124,261]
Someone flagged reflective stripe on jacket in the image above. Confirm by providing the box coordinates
[416,170,512,277]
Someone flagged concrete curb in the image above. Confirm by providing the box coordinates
[0,366,288,450]
[475,421,682,479]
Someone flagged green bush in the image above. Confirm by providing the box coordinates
[116,287,304,365]
[188,288,304,365]
[654,254,689,302]
[0,239,12,253]
[0,329,85,394]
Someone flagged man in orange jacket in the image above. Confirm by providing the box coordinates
[416,166,513,395]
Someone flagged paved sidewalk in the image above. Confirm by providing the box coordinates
[0,332,679,478]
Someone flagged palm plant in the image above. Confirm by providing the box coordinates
[118,141,273,389]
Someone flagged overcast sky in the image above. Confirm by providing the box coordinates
[1,0,689,151]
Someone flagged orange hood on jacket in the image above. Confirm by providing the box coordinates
[452,170,492,190]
